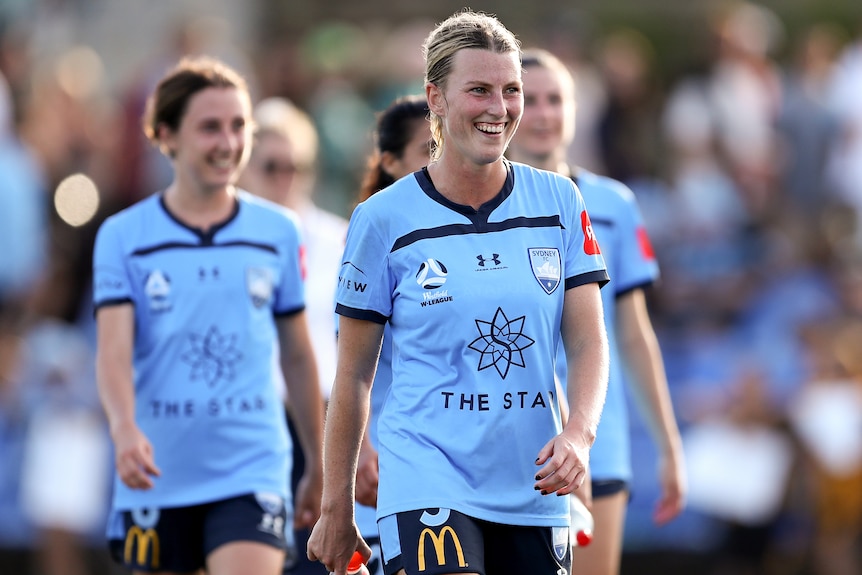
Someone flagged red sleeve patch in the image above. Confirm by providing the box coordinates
[636,226,655,260]
[299,245,307,280]
[581,210,601,255]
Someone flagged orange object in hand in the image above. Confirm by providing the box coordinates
[347,551,370,575]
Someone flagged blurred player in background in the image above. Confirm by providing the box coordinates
[507,48,686,575]
[93,55,324,575]
[238,96,347,575]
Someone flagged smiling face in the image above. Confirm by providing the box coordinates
[160,86,252,194]
[427,48,523,168]
[510,62,575,166]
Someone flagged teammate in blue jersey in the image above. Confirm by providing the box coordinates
[352,95,433,575]
[93,56,324,575]
[308,11,610,575]
[508,48,686,575]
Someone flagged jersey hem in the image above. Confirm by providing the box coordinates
[376,501,570,528]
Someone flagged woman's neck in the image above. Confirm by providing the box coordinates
[163,182,236,232]
[427,157,507,210]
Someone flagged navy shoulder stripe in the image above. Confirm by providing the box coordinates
[132,240,279,257]
[392,215,562,253]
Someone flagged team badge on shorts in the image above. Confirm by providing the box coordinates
[254,492,286,540]
[552,526,569,561]
[528,248,561,294]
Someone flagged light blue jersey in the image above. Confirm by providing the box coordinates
[337,161,608,527]
[556,169,659,484]
[93,191,304,510]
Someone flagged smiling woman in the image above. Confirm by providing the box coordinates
[91,56,324,575]
[306,10,610,575]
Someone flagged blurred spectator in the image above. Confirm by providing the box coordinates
[0,68,48,307]
[596,27,664,188]
[705,0,784,220]
[787,247,862,575]
[19,317,109,575]
[654,75,759,328]
[0,305,35,559]
[776,22,844,213]
[734,208,841,410]
[825,22,862,235]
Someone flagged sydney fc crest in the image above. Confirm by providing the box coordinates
[528,248,561,294]
[553,526,569,561]
[246,267,274,308]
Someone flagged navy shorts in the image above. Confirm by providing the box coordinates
[591,479,629,498]
[109,492,288,572]
[378,508,570,575]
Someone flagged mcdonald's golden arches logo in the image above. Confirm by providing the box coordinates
[417,526,466,571]
[124,526,160,568]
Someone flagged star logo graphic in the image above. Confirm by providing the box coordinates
[468,307,535,379]
[181,326,242,387]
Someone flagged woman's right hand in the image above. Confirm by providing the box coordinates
[307,513,371,575]
[112,422,161,489]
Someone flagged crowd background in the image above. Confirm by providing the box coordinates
[2,0,862,574]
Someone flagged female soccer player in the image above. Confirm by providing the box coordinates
[308,11,610,575]
[93,56,324,575]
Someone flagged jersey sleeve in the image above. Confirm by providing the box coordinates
[92,217,133,310]
[273,211,306,316]
[613,187,659,296]
[564,179,610,290]
[334,202,391,324]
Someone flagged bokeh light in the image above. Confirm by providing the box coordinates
[54,45,104,100]
[54,173,100,227]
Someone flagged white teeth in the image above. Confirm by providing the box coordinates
[213,159,232,168]
[476,123,504,134]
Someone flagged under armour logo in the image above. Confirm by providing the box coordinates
[476,253,501,267]
[198,267,220,280]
